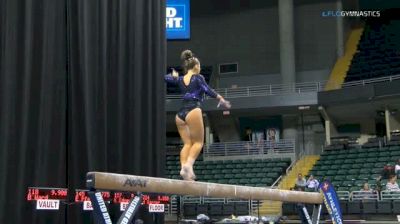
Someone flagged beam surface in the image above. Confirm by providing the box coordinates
[87,172,323,204]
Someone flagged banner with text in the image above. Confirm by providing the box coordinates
[166,0,190,39]
[320,181,343,224]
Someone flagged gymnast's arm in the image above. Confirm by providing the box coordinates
[164,69,179,85]
[197,75,231,108]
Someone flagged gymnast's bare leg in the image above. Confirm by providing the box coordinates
[175,116,192,179]
[182,108,204,180]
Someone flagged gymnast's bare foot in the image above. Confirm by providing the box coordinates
[180,165,191,180]
[186,166,196,181]
[180,165,196,181]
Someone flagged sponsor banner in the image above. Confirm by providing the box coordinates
[36,199,60,210]
[166,0,190,39]
[91,191,112,224]
[117,196,142,224]
[320,181,343,224]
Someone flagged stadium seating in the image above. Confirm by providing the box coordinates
[165,155,291,187]
[345,20,400,82]
[309,145,400,191]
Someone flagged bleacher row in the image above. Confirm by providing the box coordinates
[284,191,400,216]
[346,20,400,82]
[283,199,400,216]
[310,146,400,192]
[182,200,250,218]
[165,155,291,187]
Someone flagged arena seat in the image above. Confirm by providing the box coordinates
[377,200,392,214]
[309,145,400,192]
[183,204,197,217]
[348,201,361,214]
[208,203,223,216]
[362,201,377,214]
[196,204,209,215]
[310,146,400,191]
[340,201,348,215]
[222,204,235,215]
[282,203,296,215]
[234,202,249,215]
[392,200,400,213]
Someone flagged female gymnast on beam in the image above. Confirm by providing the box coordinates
[165,50,231,181]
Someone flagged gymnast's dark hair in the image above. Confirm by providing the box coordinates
[181,50,200,74]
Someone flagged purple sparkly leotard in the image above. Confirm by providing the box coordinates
[165,74,218,121]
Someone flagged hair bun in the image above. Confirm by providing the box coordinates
[181,50,194,61]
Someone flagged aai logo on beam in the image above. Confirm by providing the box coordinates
[166,0,190,40]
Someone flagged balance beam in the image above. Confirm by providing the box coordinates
[86,172,323,204]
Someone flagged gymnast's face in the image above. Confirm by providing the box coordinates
[193,63,201,74]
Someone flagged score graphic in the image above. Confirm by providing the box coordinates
[27,187,68,201]
[142,194,170,205]
[27,187,170,212]
[113,192,170,205]
[113,192,135,203]
[75,189,111,202]
[26,187,68,210]
[116,193,170,212]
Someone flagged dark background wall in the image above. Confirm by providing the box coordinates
[0,0,166,223]
[167,0,280,77]
[0,0,67,223]
[294,0,337,71]
[167,0,341,88]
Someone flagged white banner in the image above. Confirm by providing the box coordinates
[120,202,128,211]
[36,199,60,210]
[83,201,93,211]
[149,204,164,213]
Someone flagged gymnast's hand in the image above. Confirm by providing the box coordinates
[172,68,179,78]
[218,98,231,109]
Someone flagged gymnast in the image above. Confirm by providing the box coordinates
[165,50,231,181]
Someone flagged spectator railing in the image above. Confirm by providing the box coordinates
[202,197,225,204]
[341,74,400,88]
[250,200,268,215]
[226,198,250,204]
[166,81,324,100]
[182,196,202,204]
[165,195,178,215]
[351,191,379,201]
[336,191,351,201]
[166,74,400,99]
[203,139,295,160]
[181,196,248,204]
[271,175,283,188]
[381,190,400,200]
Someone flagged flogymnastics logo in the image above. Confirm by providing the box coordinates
[166,0,190,39]
[321,10,380,17]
